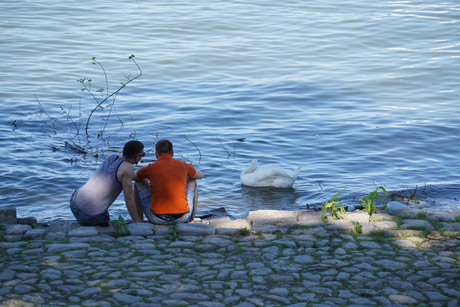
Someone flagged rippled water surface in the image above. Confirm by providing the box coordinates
[1,0,459,221]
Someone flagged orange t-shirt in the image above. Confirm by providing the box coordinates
[136,154,196,214]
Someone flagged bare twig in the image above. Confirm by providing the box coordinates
[34,94,54,119]
[217,137,231,159]
[85,55,142,139]
[183,135,202,164]
[410,185,418,199]
[65,141,87,154]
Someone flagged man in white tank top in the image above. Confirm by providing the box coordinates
[70,140,145,226]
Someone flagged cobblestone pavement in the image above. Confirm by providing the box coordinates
[1,209,459,306]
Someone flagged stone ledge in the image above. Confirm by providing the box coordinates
[1,207,459,242]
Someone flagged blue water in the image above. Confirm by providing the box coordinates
[1,0,459,221]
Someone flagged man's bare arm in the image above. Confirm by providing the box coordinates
[193,169,204,179]
[119,163,143,222]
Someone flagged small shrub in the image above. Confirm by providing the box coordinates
[237,228,251,236]
[354,222,362,235]
[321,189,346,223]
[110,215,130,237]
[393,216,404,227]
[416,211,427,219]
[128,289,138,296]
[164,225,180,241]
[358,186,388,222]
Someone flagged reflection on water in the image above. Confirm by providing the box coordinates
[241,186,302,211]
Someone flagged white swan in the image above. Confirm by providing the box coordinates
[240,159,302,188]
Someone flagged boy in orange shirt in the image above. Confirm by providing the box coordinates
[134,139,204,224]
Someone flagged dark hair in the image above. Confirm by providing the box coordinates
[123,140,144,159]
[155,139,173,156]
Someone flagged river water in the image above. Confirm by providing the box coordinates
[1,0,459,221]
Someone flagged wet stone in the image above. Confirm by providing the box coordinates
[68,227,98,237]
[6,224,32,235]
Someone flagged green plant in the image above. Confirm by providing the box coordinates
[164,225,180,241]
[321,189,346,223]
[416,211,427,219]
[110,215,130,237]
[236,228,250,236]
[354,222,362,235]
[428,218,444,235]
[128,289,138,296]
[455,216,460,222]
[358,186,388,222]
[393,216,404,227]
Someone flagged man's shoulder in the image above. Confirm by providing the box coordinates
[118,160,134,173]
[172,158,194,167]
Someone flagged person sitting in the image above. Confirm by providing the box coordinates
[70,140,145,226]
[134,139,204,224]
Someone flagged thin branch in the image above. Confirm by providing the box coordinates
[85,55,142,139]
[410,185,418,199]
[61,104,80,137]
[183,135,202,164]
[94,58,109,98]
[34,94,54,119]
[217,137,231,159]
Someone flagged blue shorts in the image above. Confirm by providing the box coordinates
[137,184,195,225]
[70,191,110,226]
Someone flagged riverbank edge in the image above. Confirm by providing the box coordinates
[1,204,460,243]
[1,205,460,306]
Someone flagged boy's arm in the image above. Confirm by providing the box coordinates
[193,169,204,179]
[119,163,143,222]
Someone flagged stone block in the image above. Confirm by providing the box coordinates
[326,219,354,228]
[151,226,170,236]
[360,223,377,235]
[439,222,460,231]
[128,223,155,236]
[0,207,17,224]
[46,243,91,253]
[210,217,251,231]
[251,224,279,233]
[373,221,398,230]
[115,236,147,243]
[68,227,99,237]
[45,232,67,240]
[385,201,409,214]
[248,210,298,226]
[4,235,23,242]
[177,223,215,236]
[425,212,455,222]
[384,229,424,238]
[402,219,435,230]
[17,217,37,226]
[215,228,239,235]
[24,228,47,240]
[6,224,32,235]
[69,235,115,243]
[297,210,323,221]
[343,211,371,224]
[392,208,421,218]
[296,219,324,227]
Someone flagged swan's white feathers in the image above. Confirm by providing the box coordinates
[240,159,301,188]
